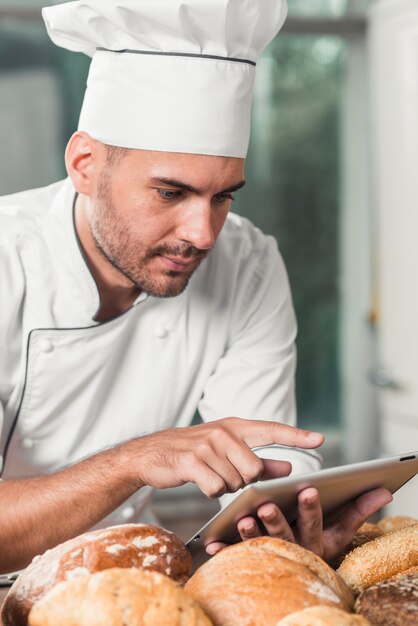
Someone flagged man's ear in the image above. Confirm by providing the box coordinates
[65,131,105,196]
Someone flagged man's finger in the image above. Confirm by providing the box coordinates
[295,487,323,556]
[206,542,226,555]
[190,463,228,499]
[256,502,295,543]
[323,487,393,561]
[229,418,324,450]
[237,516,263,540]
[260,459,292,481]
[226,443,265,485]
[329,487,393,536]
[198,448,246,493]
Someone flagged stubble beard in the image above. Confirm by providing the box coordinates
[89,170,209,298]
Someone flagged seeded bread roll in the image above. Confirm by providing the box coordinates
[331,523,384,569]
[28,567,212,626]
[2,524,191,626]
[354,571,418,625]
[377,515,417,534]
[185,537,353,626]
[276,606,372,625]
[337,523,418,594]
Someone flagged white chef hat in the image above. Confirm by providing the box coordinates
[42,0,287,157]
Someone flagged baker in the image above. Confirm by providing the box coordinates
[0,0,391,573]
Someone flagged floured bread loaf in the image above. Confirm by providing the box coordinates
[377,515,417,534]
[28,567,212,626]
[337,523,418,594]
[276,606,372,625]
[185,537,353,626]
[2,524,191,626]
[355,571,418,625]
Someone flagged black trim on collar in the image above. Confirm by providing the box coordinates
[96,47,256,67]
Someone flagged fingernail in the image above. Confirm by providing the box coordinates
[243,522,255,533]
[262,511,276,522]
[308,432,324,443]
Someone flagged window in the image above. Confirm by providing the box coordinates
[238,34,347,430]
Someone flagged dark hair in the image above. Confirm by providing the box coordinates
[104,144,130,166]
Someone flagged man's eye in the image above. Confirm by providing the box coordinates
[214,193,234,204]
[157,189,182,200]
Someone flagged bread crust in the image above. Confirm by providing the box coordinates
[28,567,212,626]
[276,605,372,625]
[377,515,416,534]
[2,524,191,626]
[185,538,353,626]
[337,523,418,594]
[331,523,384,569]
[355,571,418,625]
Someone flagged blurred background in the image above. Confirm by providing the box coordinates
[0,0,417,534]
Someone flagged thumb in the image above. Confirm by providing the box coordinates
[260,459,292,481]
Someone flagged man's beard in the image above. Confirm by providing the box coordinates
[89,171,209,298]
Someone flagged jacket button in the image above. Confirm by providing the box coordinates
[121,505,135,520]
[39,339,54,353]
[21,437,34,449]
[154,327,168,339]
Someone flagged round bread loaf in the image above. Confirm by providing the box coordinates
[332,523,384,569]
[337,523,418,594]
[2,524,191,626]
[377,515,417,534]
[354,571,418,625]
[185,537,353,626]
[28,567,212,626]
[276,606,372,625]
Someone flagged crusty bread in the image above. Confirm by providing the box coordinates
[276,606,372,625]
[377,515,417,534]
[2,524,191,626]
[347,522,383,548]
[337,523,418,594]
[331,523,384,569]
[392,564,418,578]
[355,571,418,625]
[28,567,212,626]
[185,538,353,626]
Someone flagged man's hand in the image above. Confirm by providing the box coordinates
[206,486,393,563]
[131,417,324,497]
[0,417,323,572]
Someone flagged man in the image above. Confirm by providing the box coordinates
[0,0,391,573]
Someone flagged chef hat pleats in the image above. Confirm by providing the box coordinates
[42,0,287,157]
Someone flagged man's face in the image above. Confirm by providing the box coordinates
[87,149,245,298]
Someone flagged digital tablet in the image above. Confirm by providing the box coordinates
[186,451,418,567]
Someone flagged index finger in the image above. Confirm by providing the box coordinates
[232,419,324,449]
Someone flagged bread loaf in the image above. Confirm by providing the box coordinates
[276,606,372,625]
[377,515,416,534]
[331,523,384,569]
[337,523,418,594]
[28,567,212,626]
[185,537,353,626]
[2,523,191,626]
[355,571,418,625]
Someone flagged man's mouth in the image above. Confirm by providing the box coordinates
[158,255,200,272]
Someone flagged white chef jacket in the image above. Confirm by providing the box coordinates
[0,178,320,526]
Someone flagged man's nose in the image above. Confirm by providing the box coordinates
[175,203,215,250]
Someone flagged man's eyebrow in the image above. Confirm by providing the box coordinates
[150,177,246,194]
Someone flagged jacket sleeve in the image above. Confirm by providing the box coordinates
[198,232,322,477]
